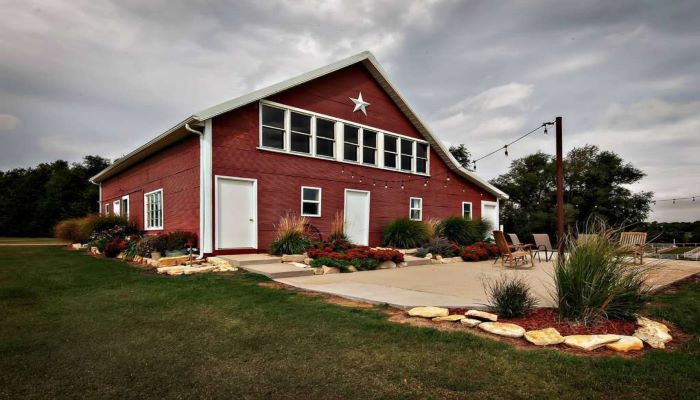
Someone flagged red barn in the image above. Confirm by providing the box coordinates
[91,51,508,255]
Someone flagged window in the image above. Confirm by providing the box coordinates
[104,203,110,216]
[145,189,163,230]
[362,130,377,165]
[290,112,311,154]
[462,202,472,219]
[261,105,285,149]
[400,139,413,171]
[315,118,335,157]
[409,197,422,221]
[384,135,398,168]
[121,195,130,219]
[416,143,428,174]
[301,186,321,217]
[113,200,121,216]
[343,125,359,162]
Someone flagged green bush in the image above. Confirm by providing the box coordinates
[83,214,138,236]
[553,228,652,324]
[270,232,311,256]
[382,218,429,248]
[485,275,538,318]
[437,216,490,245]
[136,235,166,257]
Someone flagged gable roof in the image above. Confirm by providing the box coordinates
[90,51,508,199]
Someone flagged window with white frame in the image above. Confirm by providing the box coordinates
[121,195,130,219]
[416,143,428,174]
[144,189,163,230]
[315,118,335,158]
[409,197,422,221]
[104,203,110,216]
[290,111,312,154]
[400,139,414,171]
[462,202,473,219]
[362,129,377,165]
[258,101,429,176]
[343,125,359,162]
[261,105,285,149]
[301,187,322,217]
[384,135,398,168]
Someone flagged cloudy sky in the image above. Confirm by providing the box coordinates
[1,0,698,222]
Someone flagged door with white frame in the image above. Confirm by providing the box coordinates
[112,200,121,216]
[216,176,257,249]
[481,201,499,237]
[344,189,370,246]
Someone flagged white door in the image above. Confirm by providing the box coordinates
[344,189,370,245]
[217,177,257,249]
[481,201,499,236]
[112,200,121,216]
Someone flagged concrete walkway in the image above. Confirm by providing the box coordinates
[277,258,700,309]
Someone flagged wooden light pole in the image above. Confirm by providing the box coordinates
[555,116,565,253]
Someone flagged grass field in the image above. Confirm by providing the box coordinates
[0,237,66,245]
[1,246,699,399]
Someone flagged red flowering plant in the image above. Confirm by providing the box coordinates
[306,239,404,271]
[461,245,490,262]
[473,241,500,257]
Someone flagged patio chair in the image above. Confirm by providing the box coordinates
[532,233,555,262]
[507,233,534,250]
[494,231,534,268]
[619,232,648,265]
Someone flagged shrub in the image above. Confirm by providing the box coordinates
[424,217,441,240]
[122,236,140,260]
[306,239,403,271]
[328,211,349,242]
[553,225,652,324]
[461,245,489,261]
[269,213,312,255]
[485,275,538,318]
[418,236,459,258]
[309,255,381,272]
[136,235,166,257]
[104,238,128,258]
[162,231,198,251]
[382,218,429,248]
[83,214,138,237]
[473,241,500,257]
[54,218,89,243]
[437,216,491,245]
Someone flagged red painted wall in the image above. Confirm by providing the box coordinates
[100,135,200,234]
[212,64,496,251]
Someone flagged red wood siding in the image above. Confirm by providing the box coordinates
[212,65,496,251]
[100,136,200,234]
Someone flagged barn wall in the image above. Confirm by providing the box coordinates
[100,136,200,234]
[212,65,496,251]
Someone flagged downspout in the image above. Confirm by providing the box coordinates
[186,121,213,260]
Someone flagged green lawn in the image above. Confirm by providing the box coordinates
[1,247,699,399]
[0,237,66,245]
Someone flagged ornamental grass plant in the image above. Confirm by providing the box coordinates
[382,217,429,248]
[553,222,654,324]
[485,274,538,318]
[269,213,311,255]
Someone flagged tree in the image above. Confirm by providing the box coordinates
[0,155,111,237]
[490,145,652,241]
[449,144,473,170]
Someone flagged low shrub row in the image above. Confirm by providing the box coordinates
[306,239,404,271]
[461,242,499,262]
[55,214,137,244]
[382,215,493,251]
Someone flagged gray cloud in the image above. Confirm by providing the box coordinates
[0,0,698,222]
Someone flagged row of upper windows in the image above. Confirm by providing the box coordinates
[260,102,429,175]
[300,186,473,221]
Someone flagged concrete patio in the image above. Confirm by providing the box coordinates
[276,258,700,309]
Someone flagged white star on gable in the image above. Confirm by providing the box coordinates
[349,92,370,116]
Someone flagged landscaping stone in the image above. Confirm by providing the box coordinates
[479,322,526,338]
[347,265,358,272]
[398,261,408,268]
[402,248,418,255]
[424,253,433,259]
[133,255,143,263]
[636,316,670,333]
[633,326,672,349]
[157,255,191,267]
[321,266,340,275]
[430,258,443,264]
[524,328,565,346]
[71,243,82,250]
[432,315,466,322]
[408,306,449,318]
[465,310,498,322]
[183,265,217,275]
[282,254,306,263]
[563,335,620,351]
[90,246,100,255]
[460,318,483,327]
[304,257,313,265]
[312,267,323,275]
[449,257,463,263]
[377,261,396,269]
[207,257,238,271]
[605,336,644,352]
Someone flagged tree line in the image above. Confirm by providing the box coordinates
[0,156,110,237]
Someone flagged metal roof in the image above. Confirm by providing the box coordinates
[90,51,508,199]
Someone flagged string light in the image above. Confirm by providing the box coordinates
[384,182,388,189]
[652,195,700,204]
[504,145,509,157]
[400,181,405,190]
[372,180,376,187]
[423,179,428,187]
